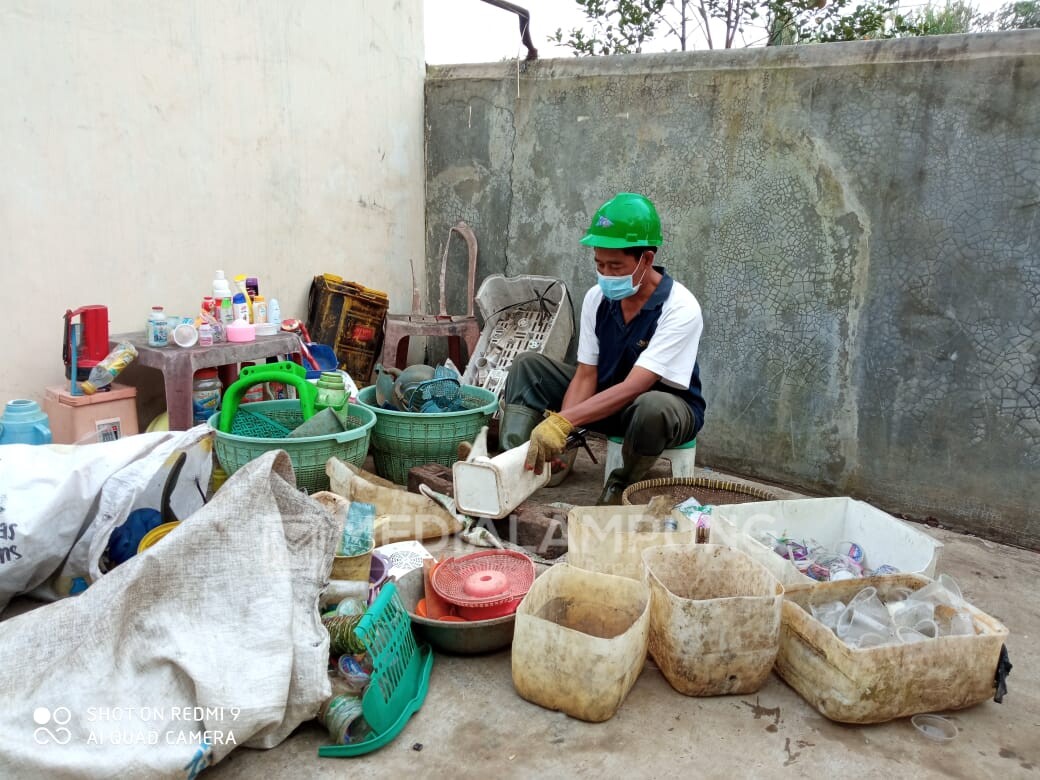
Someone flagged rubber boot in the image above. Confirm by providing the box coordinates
[499,403,542,451]
[596,452,660,506]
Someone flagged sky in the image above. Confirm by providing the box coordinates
[423,0,1012,64]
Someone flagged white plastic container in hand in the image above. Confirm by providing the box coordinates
[452,426,549,518]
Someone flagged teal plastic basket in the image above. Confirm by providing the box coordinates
[319,582,433,757]
[357,385,498,485]
[208,400,375,493]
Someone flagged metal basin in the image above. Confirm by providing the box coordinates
[395,567,515,655]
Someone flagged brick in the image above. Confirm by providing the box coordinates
[407,463,454,496]
[491,501,568,559]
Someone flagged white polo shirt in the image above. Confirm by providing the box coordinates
[576,276,703,390]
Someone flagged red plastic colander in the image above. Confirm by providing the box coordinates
[431,550,535,620]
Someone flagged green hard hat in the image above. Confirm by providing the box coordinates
[580,193,663,249]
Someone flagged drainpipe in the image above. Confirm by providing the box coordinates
[478,0,538,60]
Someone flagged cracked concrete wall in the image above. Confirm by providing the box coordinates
[425,32,1040,549]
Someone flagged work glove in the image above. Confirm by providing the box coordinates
[524,411,574,474]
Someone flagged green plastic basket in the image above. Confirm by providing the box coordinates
[319,582,433,757]
[357,385,498,485]
[230,408,294,438]
[208,400,375,493]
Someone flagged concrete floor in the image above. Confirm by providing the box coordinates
[206,437,1040,779]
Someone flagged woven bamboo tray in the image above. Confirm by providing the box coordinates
[621,477,780,507]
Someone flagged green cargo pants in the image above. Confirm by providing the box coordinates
[502,352,698,456]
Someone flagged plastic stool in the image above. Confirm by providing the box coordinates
[603,435,697,485]
[380,220,481,372]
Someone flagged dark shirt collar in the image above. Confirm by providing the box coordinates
[645,266,673,309]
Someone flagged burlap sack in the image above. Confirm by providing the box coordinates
[0,450,337,778]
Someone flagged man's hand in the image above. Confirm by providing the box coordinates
[524,411,574,473]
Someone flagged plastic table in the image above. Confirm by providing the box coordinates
[110,331,303,431]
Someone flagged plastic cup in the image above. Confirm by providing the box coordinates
[825,555,861,581]
[849,585,880,606]
[853,632,890,649]
[846,587,894,626]
[912,574,963,607]
[835,540,865,565]
[172,323,199,348]
[897,626,930,644]
[885,587,915,604]
[943,610,976,637]
[892,601,934,628]
[914,618,939,639]
[836,604,894,643]
[912,714,957,742]
[811,600,847,631]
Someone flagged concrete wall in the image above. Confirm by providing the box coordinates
[0,0,425,405]
[425,32,1040,549]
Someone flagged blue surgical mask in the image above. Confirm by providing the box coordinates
[597,261,648,301]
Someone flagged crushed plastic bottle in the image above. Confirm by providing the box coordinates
[80,342,139,394]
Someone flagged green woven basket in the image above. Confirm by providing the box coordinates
[208,400,375,493]
[357,385,498,485]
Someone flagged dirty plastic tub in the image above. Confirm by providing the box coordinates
[642,544,784,696]
[511,563,650,722]
[778,573,1009,723]
[567,505,697,581]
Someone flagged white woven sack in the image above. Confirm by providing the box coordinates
[0,429,206,612]
[0,450,337,778]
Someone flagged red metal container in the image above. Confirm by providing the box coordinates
[63,305,110,381]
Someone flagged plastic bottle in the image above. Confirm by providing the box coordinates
[220,296,234,325]
[213,270,232,301]
[315,371,348,412]
[268,298,281,327]
[198,322,214,347]
[233,275,254,321]
[252,295,268,324]
[192,368,222,425]
[239,362,264,404]
[147,306,168,347]
[340,501,374,555]
[201,296,216,319]
[81,342,139,394]
[232,292,249,322]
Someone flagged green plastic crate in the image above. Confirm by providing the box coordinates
[208,400,375,493]
[318,582,433,757]
[357,385,498,485]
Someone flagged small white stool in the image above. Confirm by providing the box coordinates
[603,435,697,485]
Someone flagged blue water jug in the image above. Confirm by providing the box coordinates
[0,399,53,445]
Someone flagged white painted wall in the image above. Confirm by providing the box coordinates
[0,0,425,404]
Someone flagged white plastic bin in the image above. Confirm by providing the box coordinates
[709,497,942,586]
[511,564,649,722]
[643,544,783,696]
[568,504,696,581]
[778,574,1009,723]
